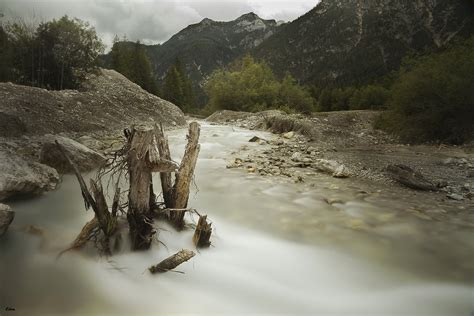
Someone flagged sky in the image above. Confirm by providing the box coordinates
[0,0,318,47]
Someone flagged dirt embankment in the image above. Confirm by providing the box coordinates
[0,68,185,137]
[207,110,474,205]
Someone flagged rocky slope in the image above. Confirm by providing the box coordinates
[0,68,185,137]
[0,69,185,205]
[253,0,474,85]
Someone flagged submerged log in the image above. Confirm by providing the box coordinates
[149,249,195,273]
[170,122,201,228]
[193,215,212,248]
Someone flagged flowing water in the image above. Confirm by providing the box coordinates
[1,122,473,316]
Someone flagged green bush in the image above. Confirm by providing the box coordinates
[349,85,390,110]
[205,56,314,113]
[377,37,474,144]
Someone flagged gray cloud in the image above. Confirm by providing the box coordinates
[0,0,317,47]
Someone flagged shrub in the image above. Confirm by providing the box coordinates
[205,56,314,113]
[377,36,474,144]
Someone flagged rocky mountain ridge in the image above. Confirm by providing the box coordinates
[253,0,474,85]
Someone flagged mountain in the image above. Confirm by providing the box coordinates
[253,0,474,87]
[144,12,282,103]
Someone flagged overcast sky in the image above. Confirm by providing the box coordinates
[0,0,318,47]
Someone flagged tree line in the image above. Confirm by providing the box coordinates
[108,39,196,113]
[0,16,104,90]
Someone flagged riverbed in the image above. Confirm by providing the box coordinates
[1,122,473,315]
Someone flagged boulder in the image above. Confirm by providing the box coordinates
[313,159,351,178]
[283,131,295,139]
[0,204,14,236]
[386,164,437,191]
[40,135,106,173]
[0,150,59,201]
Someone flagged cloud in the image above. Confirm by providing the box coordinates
[0,0,318,47]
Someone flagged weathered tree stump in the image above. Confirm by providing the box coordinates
[155,123,174,208]
[127,127,156,250]
[193,215,212,248]
[149,249,195,273]
[170,122,201,228]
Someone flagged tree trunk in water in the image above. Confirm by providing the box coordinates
[127,127,155,250]
[193,214,212,248]
[170,122,201,228]
[155,123,174,207]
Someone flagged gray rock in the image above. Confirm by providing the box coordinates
[313,159,351,178]
[0,150,59,201]
[386,164,437,191]
[0,203,14,236]
[249,136,262,142]
[283,131,295,139]
[77,135,104,151]
[40,135,106,173]
[291,152,303,162]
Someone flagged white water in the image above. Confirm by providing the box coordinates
[1,122,473,316]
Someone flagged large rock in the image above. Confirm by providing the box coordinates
[313,159,351,178]
[0,203,14,236]
[40,136,106,173]
[0,150,59,201]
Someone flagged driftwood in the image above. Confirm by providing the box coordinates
[386,164,437,191]
[58,122,210,265]
[149,249,195,273]
[193,215,212,248]
[170,122,201,228]
[155,123,174,207]
[126,127,156,250]
[55,141,116,238]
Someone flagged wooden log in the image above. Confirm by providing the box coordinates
[193,215,212,248]
[127,126,155,250]
[149,249,195,273]
[170,122,201,228]
[57,217,99,257]
[90,179,116,236]
[55,140,96,211]
[155,123,174,208]
[55,141,115,237]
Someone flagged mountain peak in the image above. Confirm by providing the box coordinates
[199,17,215,25]
[236,12,260,22]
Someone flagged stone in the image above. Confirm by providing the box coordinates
[40,135,106,173]
[283,131,295,139]
[291,152,303,162]
[313,159,351,178]
[0,204,14,236]
[77,135,104,151]
[0,150,60,201]
[249,136,261,142]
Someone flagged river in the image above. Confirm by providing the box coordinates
[1,122,473,315]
